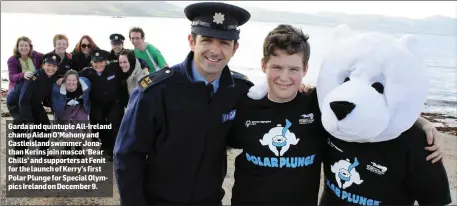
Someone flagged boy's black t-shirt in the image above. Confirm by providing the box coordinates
[320,125,452,205]
[227,91,327,205]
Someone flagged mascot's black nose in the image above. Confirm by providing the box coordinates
[330,101,356,121]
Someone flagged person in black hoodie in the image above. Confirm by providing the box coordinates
[71,35,99,71]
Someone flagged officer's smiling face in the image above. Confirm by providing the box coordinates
[43,62,58,77]
[112,43,123,54]
[92,60,106,73]
[189,34,239,79]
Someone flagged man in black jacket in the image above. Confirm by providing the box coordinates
[114,2,253,205]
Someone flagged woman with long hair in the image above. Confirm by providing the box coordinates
[71,35,99,71]
[7,36,43,92]
[117,49,148,106]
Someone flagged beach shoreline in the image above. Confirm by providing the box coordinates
[0,96,456,205]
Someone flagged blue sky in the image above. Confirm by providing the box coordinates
[168,1,457,19]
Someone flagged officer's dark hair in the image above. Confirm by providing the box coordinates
[129,27,145,39]
[119,49,137,70]
[190,32,238,49]
[263,24,311,69]
[13,36,34,58]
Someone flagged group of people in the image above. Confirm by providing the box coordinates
[5,1,451,205]
[7,26,168,160]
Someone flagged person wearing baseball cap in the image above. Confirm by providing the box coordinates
[114,2,254,205]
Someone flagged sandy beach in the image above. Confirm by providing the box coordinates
[0,96,456,205]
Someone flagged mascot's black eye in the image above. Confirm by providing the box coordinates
[343,77,350,83]
[372,82,384,94]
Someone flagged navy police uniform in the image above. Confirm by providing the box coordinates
[114,2,252,205]
[78,49,126,158]
[6,53,61,157]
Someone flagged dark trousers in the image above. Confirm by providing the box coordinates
[90,100,124,156]
[8,104,51,157]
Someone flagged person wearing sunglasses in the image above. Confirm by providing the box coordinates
[71,35,100,71]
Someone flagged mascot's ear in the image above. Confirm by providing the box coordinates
[332,24,355,43]
[247,80,268,100]
[400,34,421,57]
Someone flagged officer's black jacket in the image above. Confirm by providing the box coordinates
[78,65,126,103]
[107,50,119,63]
[6,68,56,121]
[114,52,253,205]
[46,50,72,78]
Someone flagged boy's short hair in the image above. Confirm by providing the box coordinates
[129,27,145,39]
[263,24,311,68]
[53,34,69,47]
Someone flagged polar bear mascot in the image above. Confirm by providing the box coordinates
[248,24,452,205]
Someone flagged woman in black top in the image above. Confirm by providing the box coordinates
[71,35,100,71]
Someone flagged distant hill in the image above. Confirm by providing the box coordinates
[0,1,184,18]
[2,1,456,35]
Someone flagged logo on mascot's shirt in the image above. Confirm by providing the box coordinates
[326,157,382,205]
[245,119,316,168]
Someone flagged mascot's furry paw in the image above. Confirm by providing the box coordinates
[247,80,268,100]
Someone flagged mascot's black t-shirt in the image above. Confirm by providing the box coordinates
[321,126,452,205]
[227,91,326,205]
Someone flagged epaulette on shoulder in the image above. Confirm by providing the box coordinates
[107,59,118,65]
[30,69,43,81]
[230,70,253,86]
[138,67,174,91]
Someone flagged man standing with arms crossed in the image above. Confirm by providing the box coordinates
[114,2,252,205]
[129,27,168,73]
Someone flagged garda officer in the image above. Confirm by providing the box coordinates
[107,33,125,64]
[78,49,125,160]
[7,53,60,158]
[114,2,252,205]
[45,51,72,85]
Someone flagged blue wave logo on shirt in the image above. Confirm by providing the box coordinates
[326,157,382,205]
[245,119,316,168]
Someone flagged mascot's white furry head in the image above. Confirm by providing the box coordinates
[317,25,430,143]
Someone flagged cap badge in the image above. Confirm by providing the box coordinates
[115,36,118,39]
[213,12,225,25]
[52,55,56,60]
[95,52,99,56]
